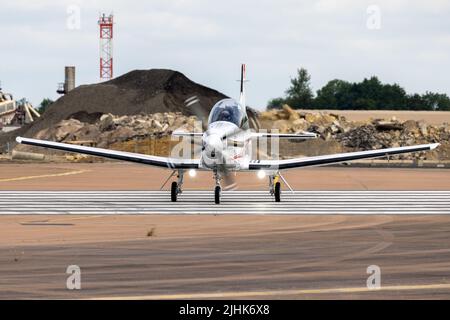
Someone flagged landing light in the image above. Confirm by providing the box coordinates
[257,170,266,179]
[188,169,197,178]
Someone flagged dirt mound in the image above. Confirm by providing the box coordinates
[0,69,226,146]
[52,69,226,120]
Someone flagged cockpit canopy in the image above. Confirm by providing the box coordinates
[208,99,244,127]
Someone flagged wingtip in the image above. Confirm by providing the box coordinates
[300,131,318,138]
[430,143,440,150]
[16,136,23,144]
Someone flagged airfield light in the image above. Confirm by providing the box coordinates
[257,170,266,179]
[188,169,197,178]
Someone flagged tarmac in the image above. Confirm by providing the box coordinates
[0,163,450,299]
[1,191,450,214]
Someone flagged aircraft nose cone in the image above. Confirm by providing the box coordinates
[205,135,223,155]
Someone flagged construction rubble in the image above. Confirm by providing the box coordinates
[260,105,449,161]
[12,105,449,162]
[2,69,449,163]
[32,112,200,148]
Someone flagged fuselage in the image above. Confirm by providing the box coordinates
[200,98,251,171]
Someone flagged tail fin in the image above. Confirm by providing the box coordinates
[239,63,246,110]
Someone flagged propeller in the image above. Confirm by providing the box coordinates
[184,95,208,131]
[180,95,207,158]
[202,132,238,191]
[219,149,238,191]
[222,169,237,191]
[183,95,264,191]
[210,107,263,190]
[246,106,261,131]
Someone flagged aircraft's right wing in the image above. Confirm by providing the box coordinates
[16,137,200,169]
[248,143,439,170]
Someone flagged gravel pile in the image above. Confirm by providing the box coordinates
[0,69,227,147]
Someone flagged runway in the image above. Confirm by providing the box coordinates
[1,190,450,214]
[1,213,450,299]
[1,166,449,299]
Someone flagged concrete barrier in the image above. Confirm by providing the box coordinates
[12,150,45,161]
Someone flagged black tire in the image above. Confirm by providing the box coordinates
[215,186,221,204]
[171,181,178,202]
[274,182,281,202]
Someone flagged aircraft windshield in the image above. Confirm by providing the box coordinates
[209,99,243,127]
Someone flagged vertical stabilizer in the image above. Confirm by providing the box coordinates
[239,64,246,111]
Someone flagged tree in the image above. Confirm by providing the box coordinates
[315,76,409,110]
[421,91,450,111]
[38,98,54,114]
[267,97,286,110]
[267,68,450,111]
[405,94,425,111]
[377,83,407,110]
[284,68,314,109]
[315,79,352,109]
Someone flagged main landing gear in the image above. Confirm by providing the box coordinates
[215,185,221,204]
[170,170,184,202]
[170,169,223,204]
[269,174,281,202]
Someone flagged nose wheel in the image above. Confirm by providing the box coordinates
[214,170,222,204]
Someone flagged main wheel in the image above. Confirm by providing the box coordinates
[274,182,281,202]
[214,186,221,204]
[171,181,178,202]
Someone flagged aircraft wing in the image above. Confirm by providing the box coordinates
[251,132,318,139]
[248,143,439,170]
[172,131,203,138]
[16,137,200,169]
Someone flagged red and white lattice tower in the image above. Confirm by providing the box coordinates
[98,13,114,80]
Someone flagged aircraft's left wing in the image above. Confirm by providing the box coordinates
[248,143,439,170]
[251,132,318,140]
[16,137,200,169]
[172,131,203,138]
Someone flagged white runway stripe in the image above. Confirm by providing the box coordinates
[0,191,450,215]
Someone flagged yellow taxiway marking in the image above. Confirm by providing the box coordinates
[0,170,88,183]
[94,283,450,300]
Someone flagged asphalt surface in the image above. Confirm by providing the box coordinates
[0,163,449,299]
[1,214,450,299]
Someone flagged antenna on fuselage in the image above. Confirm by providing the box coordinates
[238,63,249,111]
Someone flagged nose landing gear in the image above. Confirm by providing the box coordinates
[214,170,221,204]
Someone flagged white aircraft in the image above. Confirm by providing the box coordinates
[16,64,439,204]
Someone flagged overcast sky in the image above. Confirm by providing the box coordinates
[1,0,449,109]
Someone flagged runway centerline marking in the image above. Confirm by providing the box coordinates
[94,283,450,300]
[0,170,89,183]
